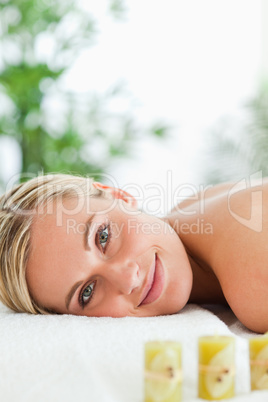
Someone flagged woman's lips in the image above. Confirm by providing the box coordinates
[138,254,164,306]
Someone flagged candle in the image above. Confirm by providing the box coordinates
[144,341,182,402]
[249,333,268,390]
[198,336,235,400]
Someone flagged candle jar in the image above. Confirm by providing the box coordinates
[144,341,182,402]
[249,333,268,390]
[198,336,235,400]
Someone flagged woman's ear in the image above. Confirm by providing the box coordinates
[92,182,138,209]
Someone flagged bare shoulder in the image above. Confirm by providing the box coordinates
[167,176,268,259]
[214,180,268,332]
[167,176,268,333]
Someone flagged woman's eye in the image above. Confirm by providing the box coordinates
[98,225,110,250]
[81,282,95,305]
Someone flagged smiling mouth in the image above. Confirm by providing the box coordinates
[138,254,164,306]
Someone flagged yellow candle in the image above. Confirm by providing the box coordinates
[249,333,268,390]
[198,336,235,400]
[144,341,182,402]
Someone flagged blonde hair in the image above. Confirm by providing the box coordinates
[0,173,103,315]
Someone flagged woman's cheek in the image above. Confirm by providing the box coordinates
[94,297,131,318]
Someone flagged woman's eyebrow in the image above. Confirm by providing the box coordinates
[84,213,96,250]
[65,280,83,310]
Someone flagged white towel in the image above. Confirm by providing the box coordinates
[0,302,267,402]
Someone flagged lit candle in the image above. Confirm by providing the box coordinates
[144,341,182,402]
[198,336,235,400]
[249,333,268,390]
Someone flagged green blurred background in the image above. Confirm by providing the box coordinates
[0,0,268,197]
[0,0,169,190]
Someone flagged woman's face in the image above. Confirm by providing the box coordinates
[26,192,193,317]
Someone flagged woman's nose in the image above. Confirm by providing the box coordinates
[105,259,140,295]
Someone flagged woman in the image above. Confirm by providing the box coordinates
[0,173,267,333]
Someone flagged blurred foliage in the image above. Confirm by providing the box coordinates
[204,83,268,184]
[0,0,169,184]
[109,0,127,20]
